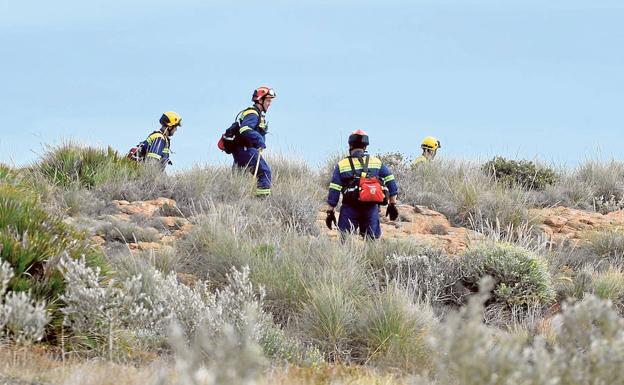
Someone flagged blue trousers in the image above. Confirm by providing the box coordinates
[338,203,381,239]
[232,147,272,196]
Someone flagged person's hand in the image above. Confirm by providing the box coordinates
[325,209,337,230]
[386,203,399,221]
[167,160,173,166]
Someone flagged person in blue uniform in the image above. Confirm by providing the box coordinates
[325,130,399,239]
[138,111,181,170]
[231,86,276,197]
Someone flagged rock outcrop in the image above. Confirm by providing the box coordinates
[530,206,624,246]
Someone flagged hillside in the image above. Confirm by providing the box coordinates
[2,144,624,384]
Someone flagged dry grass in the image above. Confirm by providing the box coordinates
[0,347,407,385]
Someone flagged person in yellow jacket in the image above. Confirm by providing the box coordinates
[412,136,441,166]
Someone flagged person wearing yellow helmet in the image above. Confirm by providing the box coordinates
[132,111,182,169]
[412,136,441,166]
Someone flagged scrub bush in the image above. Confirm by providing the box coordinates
[409,283,624,385]
[96,219,160,243]
[36,143,140,189]
[0,261,49,344]
[482,156,558,191]
[0,184,106,318]
[457,242,555,306]
[385,249,458,305]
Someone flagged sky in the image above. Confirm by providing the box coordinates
[1,0,623,170]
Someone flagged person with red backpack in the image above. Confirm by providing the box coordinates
[325,130,399,239]
[218,86,276,196]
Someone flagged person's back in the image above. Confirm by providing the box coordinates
[326,130,399,239]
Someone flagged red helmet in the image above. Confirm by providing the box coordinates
[252,86,276,102]
[348,129,369,149]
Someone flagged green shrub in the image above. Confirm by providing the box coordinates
[457,242,555,306]
[0,184,106,321]
[36,143,140,189]
[482,156,558,191]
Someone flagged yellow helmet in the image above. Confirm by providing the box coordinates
[421,136,440,150]
[160,111,182,127]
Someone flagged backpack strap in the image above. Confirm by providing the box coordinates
[347,156,358,177]
[361,155,370,178]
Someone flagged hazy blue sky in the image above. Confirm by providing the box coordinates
[2,0,623,170]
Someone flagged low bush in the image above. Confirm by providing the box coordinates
[0,184,106,316]
[457,242,555,307]
[482,156,558,191]
[0,261,49,344]
[96,219,160,243]
[385,250,458,305]
[408,281,624,385]
[36,143,140,189]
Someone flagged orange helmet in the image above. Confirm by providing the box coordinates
[252,86,276,102]
[348,129,369,149]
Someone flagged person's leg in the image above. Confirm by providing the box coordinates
[232,147,253,169]
[255,157,272,197]
[359,204,381,239]
[338,204,360,237]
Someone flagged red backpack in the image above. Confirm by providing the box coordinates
[344,155,388,204]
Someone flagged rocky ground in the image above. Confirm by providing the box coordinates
[75,198,624,257]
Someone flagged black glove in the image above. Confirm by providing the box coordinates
[386,203,399,221]
[325,210,337,230]
[167,160,173,166]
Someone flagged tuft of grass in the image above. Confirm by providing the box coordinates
[299,282,359,361]
[590,266,624,310]
[36,142,140,189]
[358,285,435,371]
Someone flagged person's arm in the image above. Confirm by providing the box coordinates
[379,164,398,199]
[327,165,343,208]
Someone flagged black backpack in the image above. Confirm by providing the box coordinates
[217,107,261,154]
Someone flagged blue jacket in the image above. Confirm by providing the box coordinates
[327,151,398,207]
[142,130,171,167]
[236,107,268,149]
